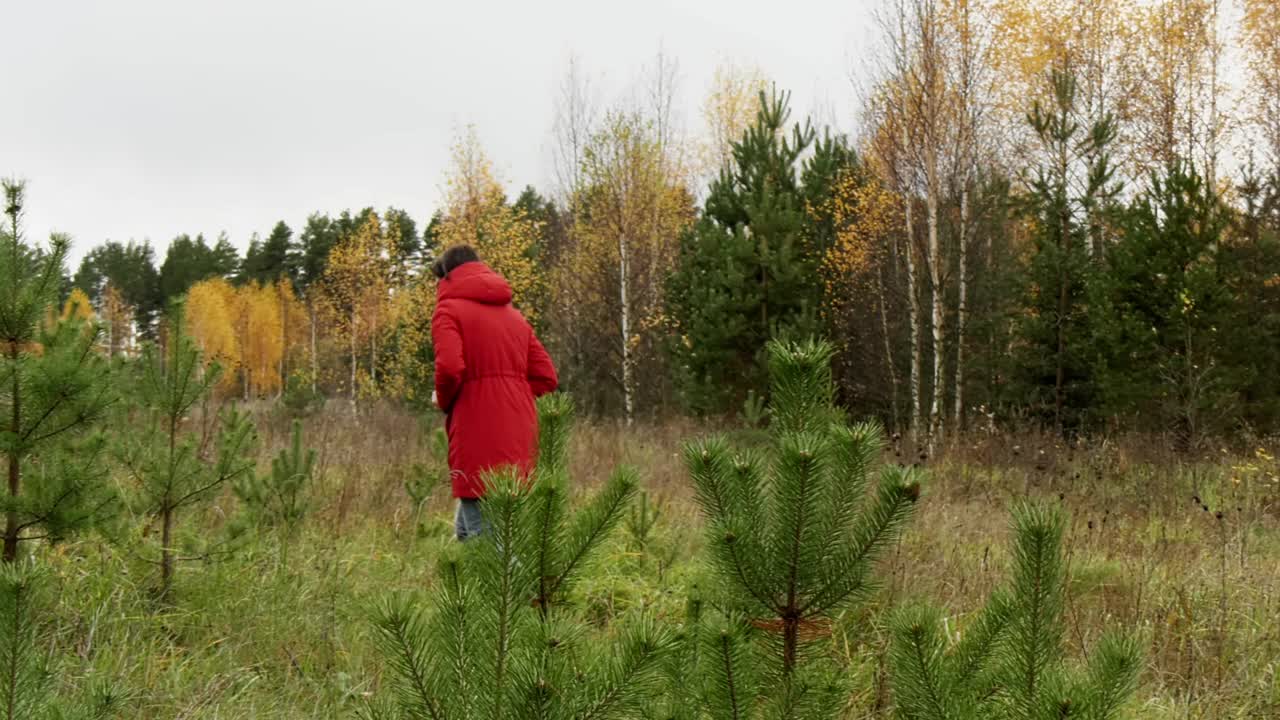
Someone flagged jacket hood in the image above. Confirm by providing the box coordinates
[437,262,513,305]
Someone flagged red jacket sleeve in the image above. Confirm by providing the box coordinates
[527,330,558,397]
[432,305,465,412]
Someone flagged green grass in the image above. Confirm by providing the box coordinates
[23,413,1280,718]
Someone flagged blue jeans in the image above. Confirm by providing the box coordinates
[455,498,485,542]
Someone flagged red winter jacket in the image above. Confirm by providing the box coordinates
[432,262,558,499]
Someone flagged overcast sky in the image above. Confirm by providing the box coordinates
[3,0,878,266]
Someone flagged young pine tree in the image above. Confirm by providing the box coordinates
[666,88,823,414]
[0,180,117,563]
[888,502,1142,720]
[0,561,128,720]
[678,338,921,716]
[1013,68,1120,434]
[233,419,315,563]
[118,302,257,600]
[1095,161,1235,442]
[369,393,673,720]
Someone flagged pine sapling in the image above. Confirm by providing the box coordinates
[888,502,1143,720]
[625,490,661,564]
[682,338,921,712]
[369,393,673,720]
[233,419,316,565]
[0,180,117,563]
[119,302,257,600]
[0,561,127,720]
[0,560,44,720]
[405,426,447,536]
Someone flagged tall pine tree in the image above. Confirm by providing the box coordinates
[1011,68,1120,433]
[666,88,823,414]
[1093,160,1234,442]
[73,239,163,339]
[240,221,294,286]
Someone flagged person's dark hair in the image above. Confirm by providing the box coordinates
[432,244,481,280]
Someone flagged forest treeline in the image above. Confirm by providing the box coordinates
[56,0,1280,442]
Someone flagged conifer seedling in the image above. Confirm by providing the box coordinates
[888,502,1142,720]
[680,338,921,715]
[118,302,257,600]
[0,561,128,719]
[234,418,316,565]
[0,180,117,563]
[369,393,673,720]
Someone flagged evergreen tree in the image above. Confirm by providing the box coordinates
[232,419,314,564]
[238,233,264,285]
[240,221,293,286]
[421,211,444,267]
[160,233,226,300]
[1225,164,1280,427]
[676,338,921,715]
[0,180,117,563]
[209,231,242,278]
[293,214,339,294]
[513,185,565,265]
[1093,161,1235,442]
[384,208,421,286]
[666,88,823,414]
[887,502,1142,720]
[1011,68,1120,433]
[118,302,257,599]
[799,131,860,260]
[369,394,671,720]
[0,560,45,720]
[0,561,128,719]
[72,239,162,338]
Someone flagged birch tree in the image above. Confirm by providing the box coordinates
[436,127,544,324]
[566,112,694,422]
[1242,0,1280,175]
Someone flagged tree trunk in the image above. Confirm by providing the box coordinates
[279,285,288,399]
[370,314,378,392]
[160,502,174,600]
[927,174,944,447]
[3,358,19,563]
[904,193,923,441]
[350,310,358,407]
[877,262,900,435]
[782,615,799,677]
[309,301,318,394]
[1054,267,1069,434]
[954,183,970,433]
[1054,140,1071,435]
[619,232,634,427]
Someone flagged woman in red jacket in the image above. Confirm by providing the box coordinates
[431,245,558,541]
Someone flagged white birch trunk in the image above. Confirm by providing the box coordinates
[954,183,969,432]
[619,231,634,427]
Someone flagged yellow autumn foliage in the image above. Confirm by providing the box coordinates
[61,288,95,323]
[700,61,770,175]
[237,282,286,397]
[821,172,903,308]
[1242,0,1280,162]
[435,126,544,323]
[318,210,402,400]
[186,278,241,390]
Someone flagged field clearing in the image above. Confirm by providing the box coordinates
[33,406,1280,719]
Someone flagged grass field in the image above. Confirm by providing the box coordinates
[34,406,1280,718]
